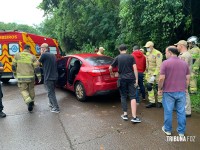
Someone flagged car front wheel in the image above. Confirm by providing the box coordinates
[75,82,87,102]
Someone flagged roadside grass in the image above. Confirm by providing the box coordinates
[191,75,200,113]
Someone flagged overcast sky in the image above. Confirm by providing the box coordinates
[0,0,44,26]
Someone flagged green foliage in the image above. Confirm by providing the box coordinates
[118,0,184,52]
[68,42,118,58]
[39,0,120,54]
[191,74,200,112]
[38,0,200,54]
[0,22,40,34]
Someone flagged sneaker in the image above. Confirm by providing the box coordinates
[131,117,141,123]
[28,101,34,112]
[121,114,128,121]
[50,108,60,113]
[0,111,6,118]
[162,126,171,136]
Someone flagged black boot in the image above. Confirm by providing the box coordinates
[0,111,6,118]
[28,102,34,112]
[146,103,156,108]
[156,102,162,108]
[186,114,192,117]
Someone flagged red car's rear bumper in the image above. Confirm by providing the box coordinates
[85,81,118,96]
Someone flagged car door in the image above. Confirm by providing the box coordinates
[57,57,68,87]
[67,57,81,86]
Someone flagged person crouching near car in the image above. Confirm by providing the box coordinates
[109,44,141,123]
[158,46,190,136]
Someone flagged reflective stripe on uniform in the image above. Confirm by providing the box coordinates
[17,75,34,78]
[16,60,32,64]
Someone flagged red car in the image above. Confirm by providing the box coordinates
[57,53,118,101]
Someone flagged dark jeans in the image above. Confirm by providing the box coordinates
[44,80,59,110]
[136,73,145,103]
[0,83,4,111]
[139,73,146,98]
[119,79,136,112]
[135,88,140,103]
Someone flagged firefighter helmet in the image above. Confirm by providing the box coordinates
[187,36,198,45]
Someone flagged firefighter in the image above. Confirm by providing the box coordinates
[144,41,163,108]
[187,36,200,94]
[175,40,192,117]
[12,44,39,112]
[97,47,105,55]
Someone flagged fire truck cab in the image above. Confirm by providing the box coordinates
[0,30,62,83]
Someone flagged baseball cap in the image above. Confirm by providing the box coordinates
[99,47,105,51]
[144,41,154,47]
[174,40,187,47]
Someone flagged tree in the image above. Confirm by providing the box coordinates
[118,0,184,52]
[0,22,40,34]
[39,0,120,54]
[38,0,199,54]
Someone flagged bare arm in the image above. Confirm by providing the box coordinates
[158,74,165,95]
[109,65,113,72]
[133,64,138,85]
[109,65,114,77]
[158,75,165,90]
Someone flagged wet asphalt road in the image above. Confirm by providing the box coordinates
[0,79,200,150]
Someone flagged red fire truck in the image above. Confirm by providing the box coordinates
[0,30,62,83]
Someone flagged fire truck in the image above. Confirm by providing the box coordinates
[0,30,62,83]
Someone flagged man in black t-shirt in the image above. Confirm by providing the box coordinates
[109,44,141,123]
[38,43,60,113]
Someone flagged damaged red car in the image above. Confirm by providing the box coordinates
[57,53,118,101]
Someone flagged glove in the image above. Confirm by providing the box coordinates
[149,76,156,83]
[146,83,153,91]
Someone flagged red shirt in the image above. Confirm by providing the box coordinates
[131,50,146,73]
